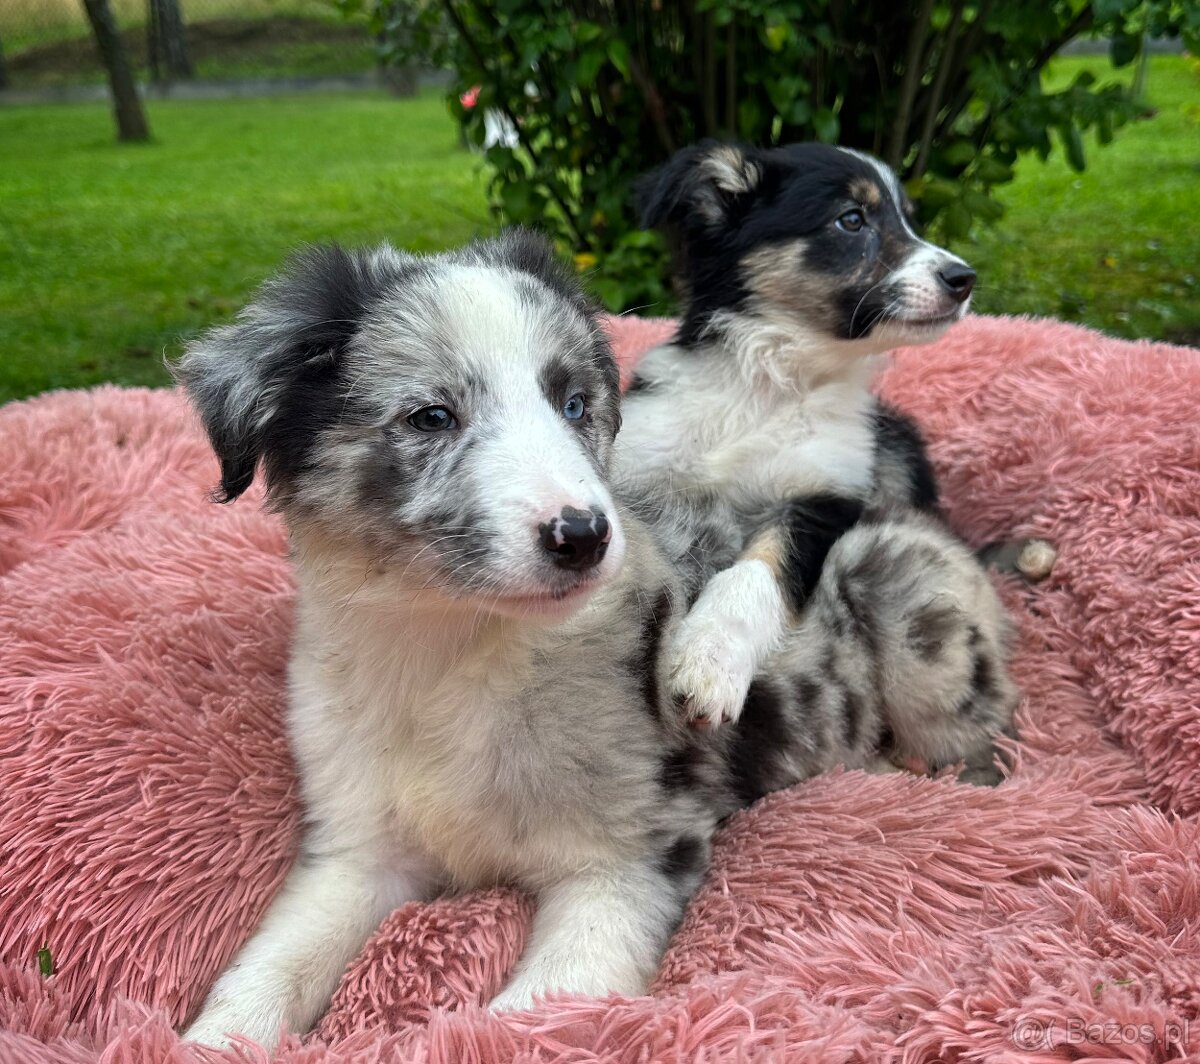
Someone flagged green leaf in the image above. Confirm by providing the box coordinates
[576,47,606,87]
[963,188,1005,221]
[621,230,661,249]
[1109,31,1141,68]
[498,181,533,220]
[942,200,973,240]
[942,140,977,167]
[1059,123,1087,172]
[590,275,629,311]
[917,178,961,209]
[812,107,840,143]
[738,98,762,138]
[766,75,807,112]
[763,23,789,52]
[576,21,603,44]
[38,946,53,977]
[607,39,631,79]
[1092,0,1136,21]
[974,157,1015,184]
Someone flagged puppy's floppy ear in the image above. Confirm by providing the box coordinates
[173,243,385,503]
[635,140,765,231]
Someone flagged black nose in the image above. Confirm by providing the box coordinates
[539,506,611,571]
[937,263,977,302]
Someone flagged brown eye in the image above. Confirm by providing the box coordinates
[837,209,866,233]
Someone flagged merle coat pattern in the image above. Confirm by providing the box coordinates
[177,230,1013,1048]
[616,140,1018,773]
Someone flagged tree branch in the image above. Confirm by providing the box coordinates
[627,51,677,156]
[725,19,737,134]
[702,10,718,135]
[886,0,936,169]
[934,3,1093,146]
[441,0,585,245]
[913,0,966,178]
[929,0,994,143]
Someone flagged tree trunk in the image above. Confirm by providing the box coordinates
[375,3,416,97]
[147,0,161,83]
[147,0,193,83]
[0,34,9,90]
[81,0,152,142]
[1130,32,1150,103]
[380,64,419,96]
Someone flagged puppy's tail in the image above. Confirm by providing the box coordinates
[977,538,1058,582]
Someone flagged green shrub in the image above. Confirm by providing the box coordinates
[339,0,1197,311]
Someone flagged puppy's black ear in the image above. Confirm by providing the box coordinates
[635,140,764,231]
[173,244,385,502]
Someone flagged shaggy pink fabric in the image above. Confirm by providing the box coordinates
[2,315,1199,1064]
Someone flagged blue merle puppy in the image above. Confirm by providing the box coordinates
[177,230,1013,1048]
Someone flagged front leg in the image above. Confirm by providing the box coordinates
[489,840,708,1011]
[184,846,430,1048]
[668,495,863,727]
[667,556,788,727]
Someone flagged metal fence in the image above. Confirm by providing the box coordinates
[0,0,378,92]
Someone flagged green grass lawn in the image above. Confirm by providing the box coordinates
[0,55,1197,405]
[0,91,493,403]
[962,54,1200,343]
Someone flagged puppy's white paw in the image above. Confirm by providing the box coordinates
[666,611,756,728]
[487,983,538,1013]
[183,1011,238,1050]
[665,560,786,728]
[183,994,284,1050]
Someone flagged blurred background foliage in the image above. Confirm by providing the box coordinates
[1,3,1197,401]
[338,0,1198,311]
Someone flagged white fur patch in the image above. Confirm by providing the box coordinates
[700,144,763,195]
[615,329,879,510]
[666,560,788,727]
[488,863,681,1011]
[183,849,434,1047]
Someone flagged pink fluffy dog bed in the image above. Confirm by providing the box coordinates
[2,315,1199,1064]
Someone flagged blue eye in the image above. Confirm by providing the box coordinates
[563,394,586,421]
[408,406,458,432]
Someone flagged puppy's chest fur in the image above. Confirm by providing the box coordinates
[619,345,878,508]
[289,564,669,891]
